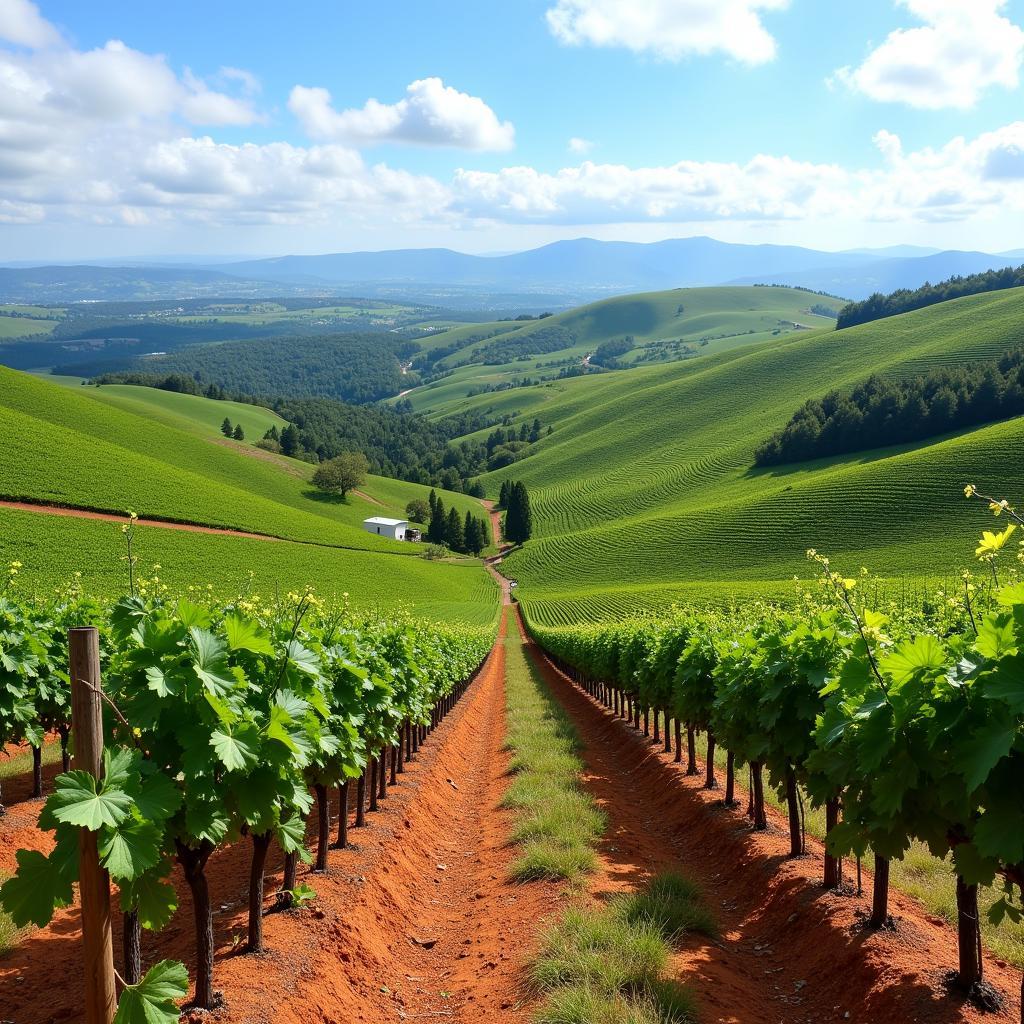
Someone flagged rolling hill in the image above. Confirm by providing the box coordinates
[401,285,844,416]
[0,369,498,623]
[474,286,1024,625]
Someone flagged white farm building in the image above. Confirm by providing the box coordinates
[362,516,416,541]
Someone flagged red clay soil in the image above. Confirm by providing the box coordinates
[517,608,1023,1024]
[0,610,562,1024]
[0,500,280,542]
[0,744,63,872]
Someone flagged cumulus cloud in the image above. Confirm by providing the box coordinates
[0,0,61,48]
[288,78,515,151]
[545,0,790,65]
[833,0,1024,109]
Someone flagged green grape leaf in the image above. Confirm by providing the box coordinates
[99,819,163,880]
[113,959,189,1024]
[175,599,212,629]
[974,616,1018,660]
[952,842,997,887]
[50,770,133,830]
[145,665,183,698]
[189,627,236,696]
[224,613,275,656]
[135,768,182,823]
[957,717,1016,793]
[265,703,300,753]
[0,848,74,927]
[879,635,946,685]
[103,747,141,793]
[974,806,1024,865]
[119,870,179,931]
[285,639,321,677]
[210,724,260,772]
[982,655,1024,711]
[277,813,309,856]
[184,797,231,845]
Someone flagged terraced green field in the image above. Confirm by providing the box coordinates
[0,506,498,625]
[484,287,1024,624]
[0,368,499,622]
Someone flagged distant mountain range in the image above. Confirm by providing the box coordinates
[2,237,1021,307]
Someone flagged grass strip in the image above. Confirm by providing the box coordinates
[501,630,604,882]
[530,872,714,1024]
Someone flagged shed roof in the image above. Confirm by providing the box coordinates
[363,517,408,527]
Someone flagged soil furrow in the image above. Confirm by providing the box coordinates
[0,614,556,1023]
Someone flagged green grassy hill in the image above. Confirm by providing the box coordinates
[0,368,498,623]
[400,286,842,417]
[483,286,1024,625]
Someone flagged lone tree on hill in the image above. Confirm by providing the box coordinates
[405,498,431,524]
[312,451,368,500]
[504,481,533,545]
[233,423,245,441]
[221,417,233,437]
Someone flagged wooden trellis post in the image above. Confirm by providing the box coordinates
[69,626,117,1024]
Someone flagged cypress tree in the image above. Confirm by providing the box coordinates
[506,482,533,545]
[498,480,511,508]
[279,423,300,456]
[446,507,464,553]
[221,417,233,437]
[464,511,488,555]
[233,423,245,441]
[429,497,447,544]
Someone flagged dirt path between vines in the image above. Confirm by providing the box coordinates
[518,608,1022,1024]
[0,499,281,542]
[0,609,565,1024]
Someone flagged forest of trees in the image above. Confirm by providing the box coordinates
[590,336,634,369]
[836,264,1024,329]
[89,371,550,492]
[422,490,490,555]
[754,347,1024,466]
[476,324,577,364]
[144,332,420,404]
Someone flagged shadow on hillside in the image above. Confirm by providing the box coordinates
[301,489,352,506]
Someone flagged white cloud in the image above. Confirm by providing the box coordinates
[568,137,593,154]
[0,0,61,48]
[833,0,1024,109]
[288,77,515,151]
[545,0,789,65]
[181,69,261,126]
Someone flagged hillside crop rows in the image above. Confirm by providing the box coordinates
[524,551,1024,1012]
[0,508,500,626]
[487,287,1024,620]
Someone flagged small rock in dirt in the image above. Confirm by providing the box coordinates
[794,980,806,991]
[410,936,438,949]
[446,778,459,790]
[436,863,447,870]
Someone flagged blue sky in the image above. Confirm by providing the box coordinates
[4,0,1024,259]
